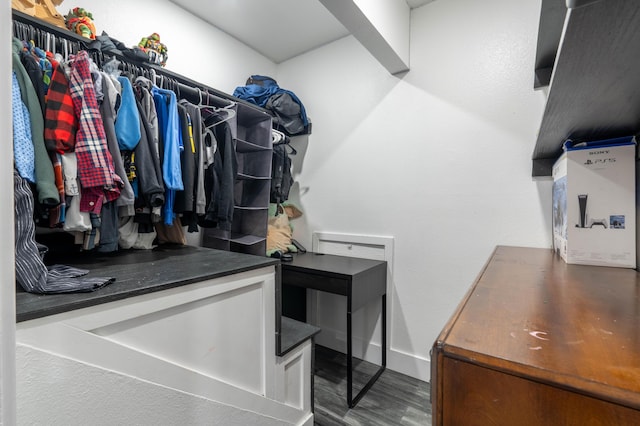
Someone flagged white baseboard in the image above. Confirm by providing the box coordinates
[315,327,431,382]
[387,346,431,382]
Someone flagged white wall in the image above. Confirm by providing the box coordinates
[277,0,551,381]
[74,0,277,95]
[1,0,16,422]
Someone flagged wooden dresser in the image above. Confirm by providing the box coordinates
[431,246,640,425]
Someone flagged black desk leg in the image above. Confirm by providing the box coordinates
[347,294,387,408]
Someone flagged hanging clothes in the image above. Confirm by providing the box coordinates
[21,40,53,96]
[43,60,75,228]
[96,73,134,254]
[134,77,160,160]
[95,201,119,253]
[61,152,91,233]
[48,153,66,228]
[133,95,165,213]
[200,112,237,231]
[115,76,141,151]
[133,77,165,218]
[179,100,207,232]
[68,50,122,215]
[152,86,184,225]
[44,62,77,154]
[100,72,136,217]
[19,47,46,114]
[174,104,196,216]
[12,38,59,207]
[13,17,275,255]
[12,72,36,183]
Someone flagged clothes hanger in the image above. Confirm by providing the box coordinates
[197,87,204,106]
[194,89,236,126]
[208,104,237,128]
[20,22,28,41]
[28,23,35,42]
[172,78,180,99]
[37,28,43,47]
[62,39,68,62]
[49,33,55,55]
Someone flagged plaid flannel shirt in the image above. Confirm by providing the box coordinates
[69,51,122,214]
[44,63,77,154]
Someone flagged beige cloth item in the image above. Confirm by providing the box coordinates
[267,212,293,253]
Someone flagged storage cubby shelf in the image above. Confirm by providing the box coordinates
[204,99,272,256]
[532,0,640,177]
[230,234,266,246]
[236,139,272,153]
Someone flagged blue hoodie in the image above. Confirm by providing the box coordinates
[115,76,141,150]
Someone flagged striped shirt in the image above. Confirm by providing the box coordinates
[15,170,115,294]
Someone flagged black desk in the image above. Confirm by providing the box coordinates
[281,252,387,408]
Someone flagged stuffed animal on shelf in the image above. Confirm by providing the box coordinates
[64,7,96,39]
[138,32,168,67]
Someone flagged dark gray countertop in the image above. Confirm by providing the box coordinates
[280,316,321,356]
[16,245,278,323]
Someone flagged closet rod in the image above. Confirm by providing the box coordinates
[11,9,269,115]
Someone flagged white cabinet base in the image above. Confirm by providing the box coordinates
[17,267,313,426]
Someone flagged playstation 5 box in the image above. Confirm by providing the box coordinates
[552,136,636,268]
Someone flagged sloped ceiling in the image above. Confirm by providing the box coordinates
[169,0,435,63]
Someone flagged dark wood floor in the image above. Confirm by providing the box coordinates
[313,345,432,426]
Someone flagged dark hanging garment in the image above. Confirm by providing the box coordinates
[19,50,46,115]
[180,100,207,232]
[270,143,294,204]
[174,103,196,215]
[175,101,205,232]
[96,201,119,253]
[134,97,165,210]
[100,73,136,216]
[200,117,237,230]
